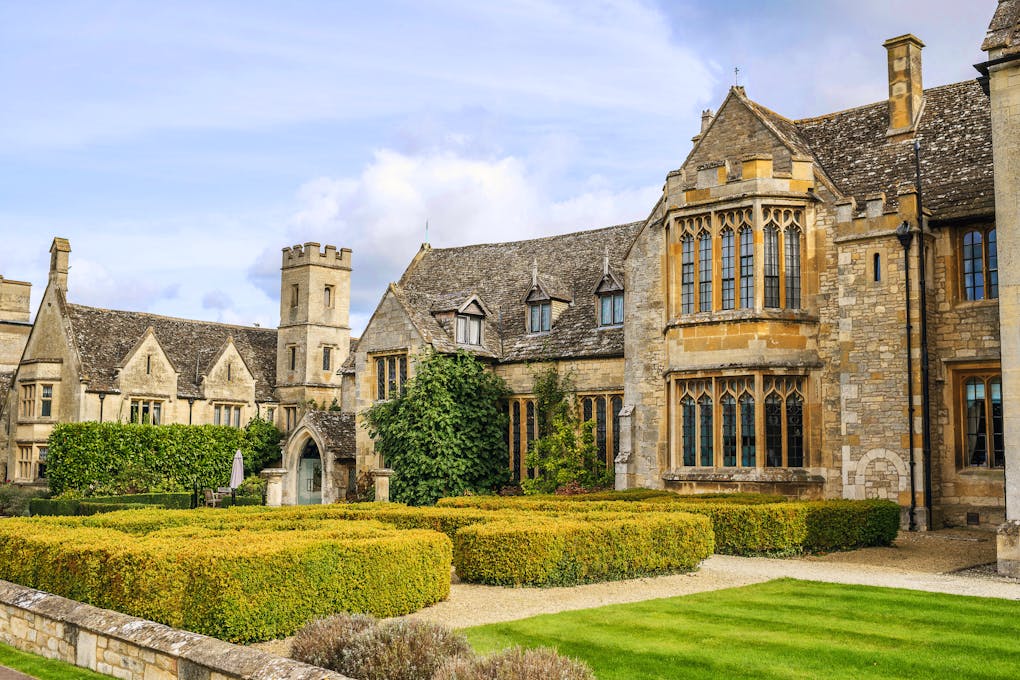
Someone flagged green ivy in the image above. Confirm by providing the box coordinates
[363,350,510,505]
[46,419,283,496]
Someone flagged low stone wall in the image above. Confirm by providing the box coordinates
[0,580,351,680]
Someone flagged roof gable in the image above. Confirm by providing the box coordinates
[65,304,278,400]
[394,222,641,362]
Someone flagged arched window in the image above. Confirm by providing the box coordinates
[784,227,801,309]
[739,226,754,309]
[721,228,735,310]
[764,226,780,308]
[740,393,755,466]
[765,393,783,467]
[721,393,737,466]
[698,231,713,312]
[698,393,713,466]
[681,234,695,315]
[681,395,696,466]
[786,393,804,467]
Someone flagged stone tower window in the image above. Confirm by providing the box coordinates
[873,253,882,282]
[290,284,300,308]
[324,285,334,308]
[322,346,332,371]
[289,346,297,371]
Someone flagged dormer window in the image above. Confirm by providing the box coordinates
[456,314,482,345]
[529,302,551,333]
[598,292,624,326]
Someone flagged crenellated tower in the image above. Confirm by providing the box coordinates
[275,242,352,422]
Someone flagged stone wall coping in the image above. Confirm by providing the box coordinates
[0,580,352,680]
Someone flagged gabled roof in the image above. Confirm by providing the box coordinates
[796,81,994,221]
[392,222,642,363]
[65,304,278,401]
[984,0,1020,55]
[301,410,356,458]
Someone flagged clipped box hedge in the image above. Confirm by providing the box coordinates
[29,492,193,516]
[453,511,713,586]
[0,511,451,643]
[437,494,900,556]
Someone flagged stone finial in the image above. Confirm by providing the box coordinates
[603,246,610,276]
[532,258,538,287]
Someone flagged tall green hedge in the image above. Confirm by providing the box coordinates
[47,422,262,495]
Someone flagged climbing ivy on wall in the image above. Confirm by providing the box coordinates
[363,349,510,505]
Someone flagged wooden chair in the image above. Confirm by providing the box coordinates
[203,489,221,508]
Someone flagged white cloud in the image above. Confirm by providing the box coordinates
[70,258,180,311]
[250,147,659,332]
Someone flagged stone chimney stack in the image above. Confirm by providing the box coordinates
[691,109,715,144]
[883,34,925,136]
[48,237,70,292]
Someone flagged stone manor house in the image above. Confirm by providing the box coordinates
[3,4,1020,537]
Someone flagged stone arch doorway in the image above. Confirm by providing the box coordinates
[297,438,323,505]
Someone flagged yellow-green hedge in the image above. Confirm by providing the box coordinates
[0,513,451,643]
[437,495,900,556]
[453,511,713,586]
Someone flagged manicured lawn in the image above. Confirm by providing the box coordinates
[464,579,1020,679]
[0,642,110,680]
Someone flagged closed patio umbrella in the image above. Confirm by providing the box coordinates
[229,450,245,490]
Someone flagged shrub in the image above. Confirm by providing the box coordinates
[236,474,266,498]
[0,485,48,517]
[803,499,900,551]
[0,512,452,643]
[46,422,249,495]
[363,350,511,505]
[292,614,471,680]
[434,647,596,680]
[29,492,192,516]
[291,613,376,671]
[453,512,713,586]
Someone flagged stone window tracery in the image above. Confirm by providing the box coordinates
[673,375,805,469]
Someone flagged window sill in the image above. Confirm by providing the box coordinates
[953,298,998,310]
[955,467,1005,477]
[667,309,818,329]
[597,324,624,331]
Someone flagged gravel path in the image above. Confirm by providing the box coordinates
[251,528,1016,658]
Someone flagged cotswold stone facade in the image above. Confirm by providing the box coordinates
[2,7,1016,533]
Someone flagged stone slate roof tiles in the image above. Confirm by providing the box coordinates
[795,80,994,221]
[65,304,278,401]
[394,222,642,363]
[983,0,1020,54]
[302,410,356,458]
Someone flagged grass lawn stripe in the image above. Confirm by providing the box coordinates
[0,642,111,680]
[464,579,1020,680]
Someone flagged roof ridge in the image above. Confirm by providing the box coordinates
[65,303,276,334]
[420,220,644,255]
[795,79,977,124]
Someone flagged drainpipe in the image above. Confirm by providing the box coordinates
[98,393,105,423]
[896,222,918,532]
[914,140,934,528]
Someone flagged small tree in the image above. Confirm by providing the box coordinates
[363,349,510,505]
[523,364,613,494]
[244,416,283,474]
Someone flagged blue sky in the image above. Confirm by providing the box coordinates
[0,0,997,334]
